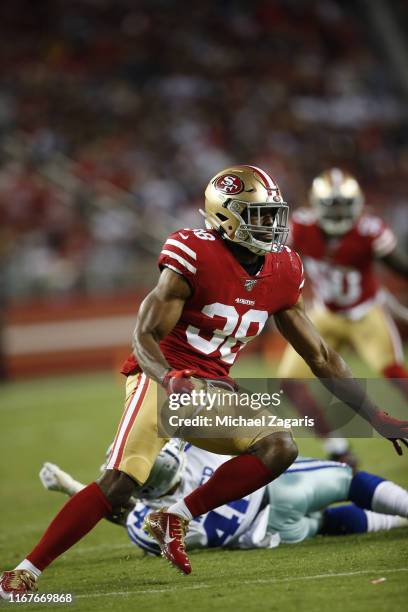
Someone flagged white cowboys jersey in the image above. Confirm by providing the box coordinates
[126,447,352,554]
[126,444,275,554]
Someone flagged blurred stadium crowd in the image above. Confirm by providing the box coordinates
[0,0,407,299]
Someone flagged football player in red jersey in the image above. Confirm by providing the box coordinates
[278,168,408,463]
[2,165,408,596]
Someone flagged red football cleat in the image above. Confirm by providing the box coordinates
[0,570,38,601]
[143,509,191,575]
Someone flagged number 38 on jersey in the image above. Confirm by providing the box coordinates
[123,227,304,380]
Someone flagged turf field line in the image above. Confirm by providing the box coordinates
[75,566,408,598]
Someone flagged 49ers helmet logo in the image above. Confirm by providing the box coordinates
[214,174,244,195]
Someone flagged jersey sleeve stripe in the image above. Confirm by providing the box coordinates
[286,463,348,473]
[287,459,347,471]
[161,249,197,274]
[164,238,197,260]
[161,263,187,277]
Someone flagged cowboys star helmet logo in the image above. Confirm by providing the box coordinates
[244,279,258,292]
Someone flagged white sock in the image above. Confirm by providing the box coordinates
[323,437,349,455]
[372,481,408,517]
[365,510,408,532]
[39,463,85,497]
[15,559,42,578]
[64,478,85,497]
[167,499,193,521]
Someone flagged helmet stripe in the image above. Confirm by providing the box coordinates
[242,164,278,190]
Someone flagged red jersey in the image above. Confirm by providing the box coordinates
[290,208,397,316]
[122,228,304,379]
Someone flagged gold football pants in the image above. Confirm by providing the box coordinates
[106,372,285,484]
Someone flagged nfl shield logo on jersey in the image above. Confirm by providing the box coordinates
[244,279,258,292]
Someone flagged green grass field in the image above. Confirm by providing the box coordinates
[1,355,408,611]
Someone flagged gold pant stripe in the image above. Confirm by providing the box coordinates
[110,374,143,451]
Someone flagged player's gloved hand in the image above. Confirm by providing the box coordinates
[162,369,197,396]
[371,411,408,455]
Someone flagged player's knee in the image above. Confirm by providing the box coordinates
[251,432,298,473]
[271,432,298,468]
[97,470,136,508]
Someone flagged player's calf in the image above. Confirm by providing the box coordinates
[9,481,113,583]
[250,431,298,476]
[167,433,297,524]
[97,469,138,510]
[145,432,297,574]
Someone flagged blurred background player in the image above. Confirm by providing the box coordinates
[40,442,408,552]
[277,168,408,463]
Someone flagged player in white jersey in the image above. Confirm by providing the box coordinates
[40,443,408,553]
